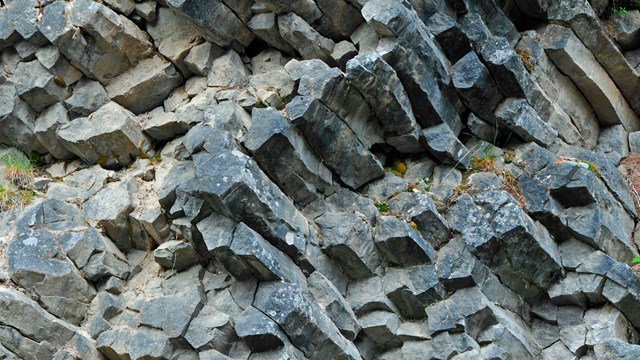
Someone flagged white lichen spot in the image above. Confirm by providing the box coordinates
[23,236,38,246]
[223,176,228,182]
[285,232,294,245]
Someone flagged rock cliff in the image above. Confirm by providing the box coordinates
[1,0,640,359]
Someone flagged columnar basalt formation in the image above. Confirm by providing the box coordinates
[2,0,640,359]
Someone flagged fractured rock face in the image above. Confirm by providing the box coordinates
[56,102,151,169]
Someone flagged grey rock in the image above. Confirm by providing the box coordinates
[346,276,396,315]
[584,305,637,347]
[316,212,380,279]
[57,102,150,169]
[596,124,629,164]
[613,10,640,50]
[63,79,111,119]
[594,338,640,360]
[254,281,360,360]
[208,50,250,88]
[245,107,334,206]
[358,311,402,350]
[140,284,204,340]
[383,268,427,319]
[35,45,83,87]
[153,240,199,271]
[374,215,436,267]
[34,103,75,160]
[542,341,576,360]
[542,24,640,132]
[12,60,70,112]
[7,200,97,325]
[629,131,640,152]
[65,227,129,282]
[315,0,363,39]
[0,83,40,153]
[99,327,175,360]
[184,41,224,76]
[103,0,135,15]
[494,98,558,147]
[363,172,409,203]
[135,1,157,22]
[452,51,504,121]
[278,12,336,66]
[427,13,472,63]
[106,55,183,115]
[194,150,310,267]
[82,179,135,251]
[141,107,194,141]
[166,0,253,47]
[235,307,287,352]
[248,12,296,54]
[331,40,358,68]
[423,123,471,169]
[185,305,237,352]
[0,288,95,359]
[39,0,153,84]
[286,96,384,189]
[346,52,423,153]
[308,271,361,341]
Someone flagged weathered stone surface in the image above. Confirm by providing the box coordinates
[208,50,250,88]
[12,60,70,112]
[494,98,558,146]
[346,276,397,316]
[278,12,335,66]
[64,79,111,119]
[106,55,182,115]
[39,0,153,84]
[184,41,224,76]
[542,24,640,131]
[248,12,296,54]
[185,304,237,352]
[427,13,472,63]
[346,52,423,153]
[316,212,380,279]
[448,190,562,301]
[594,338,640,359]
[596,124,629,164]
[34,103,75,160]
[286,96,384,189]
[245,107,333,205]
[153,240,199,271]
[254,281,360,360]
[57,102,150,169]
[0,83,40,153]
[194,150,310,266]
[308,271,361,341]
[375,215,436,267]
[235,307,287,352]
[35,45,83,87]
[98,327,175,360]
[166,0,253,47]
[423,123,471,169]
[452,51,504,121]
[0,288,96,360]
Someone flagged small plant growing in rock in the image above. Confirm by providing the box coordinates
[515,48,534,72]
[385,160,408,177]
[375,202,389,213]
[612,6,628,15]
[1,153,34,189]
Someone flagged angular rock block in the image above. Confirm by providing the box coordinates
[7,200,99,325]
[346,276,397,315]
[140,286,204,340]
[494,98,558,147]
[57,102,150,169]
[34,103,75,160]
[423,123,471,169]
[153,240,199,271]
[0,83,40,153]
[374,215,436,267]
[308,272,361,341]
[185,305,237,352]
[98,328,175,360]
[245,107,334,206]
[194,150,310,265]
[316,212,381,279]
[235,307,287,353]
[448,191,562,301]
[346,53,423,153]
[286,96,384,189]
[249,12,295,54]
[106,55,183,115]
[359,311,402,350]
[383,268,427,319]
[184,41,224,76]
[427,13,472,63]
[0,288,99,359]
[386,192,451,249]
[207,50,250,88]
[287,59,384,150]
[39,0,154,84]
[278,12,336,66]
[542,24,640,131]
[82,179,136,251]
[452,51,504,121]
[35,45,83,87]
[254,281,360,360]
[166,0,253,47]
[64,79,111,119]
[12,60,71,112]
[256,0,322,24]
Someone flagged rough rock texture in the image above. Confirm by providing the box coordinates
[2,0,640,359]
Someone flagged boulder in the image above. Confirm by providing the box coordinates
[235,307,287,352]
[34,103,75,160]
[153,240,200,271]
[12,60,70,112]
[0,83,40,153]
[278,12,336,66]
[308,271,361,341]
[63,79,111,119]
[374,215,436,267]
[57,102,151,169]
